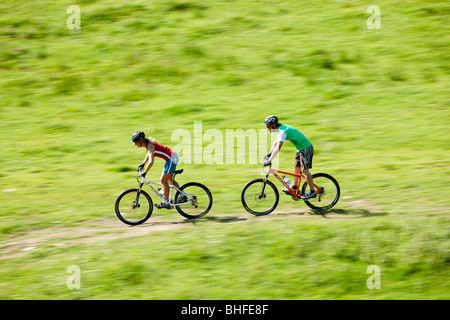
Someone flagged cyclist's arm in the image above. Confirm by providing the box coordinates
[142,144,155,173]
[268,140,284,162]
[144,151,154,173]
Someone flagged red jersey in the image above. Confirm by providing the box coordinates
[152,141,174,161]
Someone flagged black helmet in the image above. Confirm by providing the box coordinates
[263,115,278,125]
[131,131,146,143]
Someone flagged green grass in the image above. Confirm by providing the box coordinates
[0,216,448,299]
[0,0,449,299]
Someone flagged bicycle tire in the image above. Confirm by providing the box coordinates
[115,188,153,225]
[175,182,213,219]
[302,173,340,210]
[241,178,279,216]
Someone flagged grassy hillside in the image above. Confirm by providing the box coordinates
[0,0,449,299]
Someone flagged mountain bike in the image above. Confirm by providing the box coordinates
[115,168,213,225]
[241,163,340,215]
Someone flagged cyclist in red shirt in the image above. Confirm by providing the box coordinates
[131,131,180,208]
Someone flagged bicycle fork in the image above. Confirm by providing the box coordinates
[133,182,144,209]
[259,176,269,199]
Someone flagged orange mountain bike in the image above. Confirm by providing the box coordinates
[241,163,340,215]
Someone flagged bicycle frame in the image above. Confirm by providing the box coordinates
[263,165,322,197]
[136,174,192,207]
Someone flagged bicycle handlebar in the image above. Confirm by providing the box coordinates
[262,162,272,175]
[136,168,146,182]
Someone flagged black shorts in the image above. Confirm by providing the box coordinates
[295,145,314,170]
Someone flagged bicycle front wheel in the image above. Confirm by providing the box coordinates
[241,179,279,216]
[115,188,153,225]
[302,173,340,210]
[175,182,213,219]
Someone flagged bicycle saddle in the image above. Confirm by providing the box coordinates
[174,169,184,175]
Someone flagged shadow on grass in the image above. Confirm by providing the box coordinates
[128,214,248,228]
[132,219,189,228]
[314,208,389,219]
[191,216,248,225]
[138,208,389,229]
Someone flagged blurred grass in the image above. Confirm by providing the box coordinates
[0,0,449,299]
[0,216,448,299]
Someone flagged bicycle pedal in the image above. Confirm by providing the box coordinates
[155,203,173,209]
[282,188,296,195]
[300,194,317,200]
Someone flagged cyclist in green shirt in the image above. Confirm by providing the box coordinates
[263,115,316,199]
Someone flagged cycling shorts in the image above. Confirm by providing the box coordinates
[295,145,314,170]
[163,152,179,174]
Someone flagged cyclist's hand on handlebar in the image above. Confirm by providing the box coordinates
[263,154,272,166]
[139,172,146,178]
[137,163,145,172]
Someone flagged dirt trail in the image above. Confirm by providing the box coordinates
[0,203,379,259]
[0,210,305,258]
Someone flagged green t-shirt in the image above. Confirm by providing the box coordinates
[278,124,312,151]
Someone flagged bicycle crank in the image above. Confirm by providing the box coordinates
[317,187,325,202]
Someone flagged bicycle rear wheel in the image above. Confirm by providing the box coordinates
[241,179,279,216]
[302,173,340,210]
[115,188,153,225]
[175,182,213,219]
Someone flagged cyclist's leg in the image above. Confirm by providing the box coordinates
[299,145,315,191]
[167,152,180,189]
[294,167,301,188]
[160,153,179,200]
[303,168,314,191]
[160,172,171,201]
[168,174,180,189]
[161,156,175,200]
[294,152,302,188]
